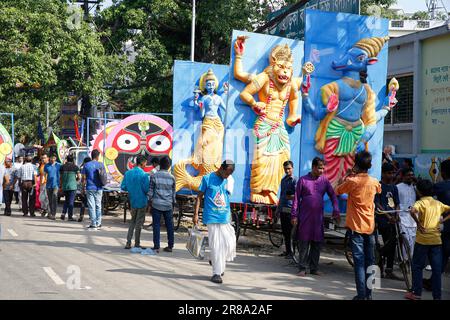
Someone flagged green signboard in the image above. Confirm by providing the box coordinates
[268,0,360,40]
[421,33,450,153]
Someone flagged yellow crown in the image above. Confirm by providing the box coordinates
[270,44,293,65]
[354,36,389,58]
[199,69,219,92]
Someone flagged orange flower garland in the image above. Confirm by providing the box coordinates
[254,80,291,139]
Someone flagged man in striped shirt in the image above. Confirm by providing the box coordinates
[148,156,176,253]
[15,156,37,217]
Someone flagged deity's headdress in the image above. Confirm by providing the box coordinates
[199,69,219,92]
[269,44,293,66]
[353,36,389,58]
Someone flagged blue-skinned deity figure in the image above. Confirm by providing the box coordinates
[301,36,398,186]
[174,68,228,191]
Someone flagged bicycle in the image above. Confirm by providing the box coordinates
[344,209,413,291]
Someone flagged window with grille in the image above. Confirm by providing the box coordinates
[391,20,404,28]
[417,21,430,29]
[384,75,413,124]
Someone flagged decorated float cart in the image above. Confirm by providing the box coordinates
[172,10,400,255]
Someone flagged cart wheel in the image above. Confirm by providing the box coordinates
[398,234,413,291]
[231,210,240,241]
[107,198,120,211]
[268,228,283,248]
[344,230,354,267]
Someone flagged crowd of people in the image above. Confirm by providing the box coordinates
[1,149,449,299]
[0,150,178,254]
[275,151,450,300]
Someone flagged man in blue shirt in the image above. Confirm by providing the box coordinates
[44,153,61,220]
[121,155,150,249]
[193,160,236,284]
[81,150,105,229]
[277,160,297,259]
[148,156,176,253]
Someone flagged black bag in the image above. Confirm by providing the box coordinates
[98,166,108,186]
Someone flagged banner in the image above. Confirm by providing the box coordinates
[421,33,450,153]
[267,0,360,40]
[60,95,79,139]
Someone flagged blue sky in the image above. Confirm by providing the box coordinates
[100,0,449,15]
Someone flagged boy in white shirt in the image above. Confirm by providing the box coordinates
[396,167,417,255]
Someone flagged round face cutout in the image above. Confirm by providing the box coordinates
[90,121,118,161]
[0,123,13,165]
[104,114,173,181]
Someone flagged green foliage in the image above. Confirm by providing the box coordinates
[410,11,429,20]
[96,0,277,114]
[0,0,127,142]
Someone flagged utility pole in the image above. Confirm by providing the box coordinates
[74,1,101,143]
[191,0,196,61]
[427,0,448,20]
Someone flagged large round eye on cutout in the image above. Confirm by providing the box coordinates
[117,134,139,151]
[96,139,105,152]
[148,134,171,153]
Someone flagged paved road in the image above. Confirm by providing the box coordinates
[0,203,448,300]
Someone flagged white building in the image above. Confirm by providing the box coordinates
[384,23,450,177]
[389,19,447,37]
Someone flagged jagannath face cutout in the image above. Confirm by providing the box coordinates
[104,114,173,182]
[90,121,119,161]
[0,123,13,165]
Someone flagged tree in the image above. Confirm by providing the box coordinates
[0,0,128,142]
[360,0,403,19]
[410,10,429,20]
[95,0,291,114]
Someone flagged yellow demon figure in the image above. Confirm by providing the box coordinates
[233,36,301,204]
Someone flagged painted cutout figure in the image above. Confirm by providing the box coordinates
[301,36,399,187]
[233,36,301,204]
[104,114,173,183]
[0,123,13,165]
[174,68,228,191]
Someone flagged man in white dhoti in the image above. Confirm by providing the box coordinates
[396,167,417,255]
[193,160,236,284]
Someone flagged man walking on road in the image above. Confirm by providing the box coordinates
[3,159,14,216]
[396,167,417,255]
[44,154,61,220]
[81,150,105,229]
[13,156,23,207]
[375,162,402,280]
[38,153,49,216]
[148,156,176,253]
[16,156,37,217]
[60,154,80,221]
[276,161,297,259]
[121,155,150,249]
[291,157,340,277]
[336,151,381,300]
[193,160,236,284]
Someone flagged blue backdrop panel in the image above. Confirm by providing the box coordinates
[302,9,389,213]
[224,30,304,204]
[172,60,229,194]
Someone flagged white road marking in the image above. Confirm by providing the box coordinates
[7,229,18,237]
[43,267,65,285]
